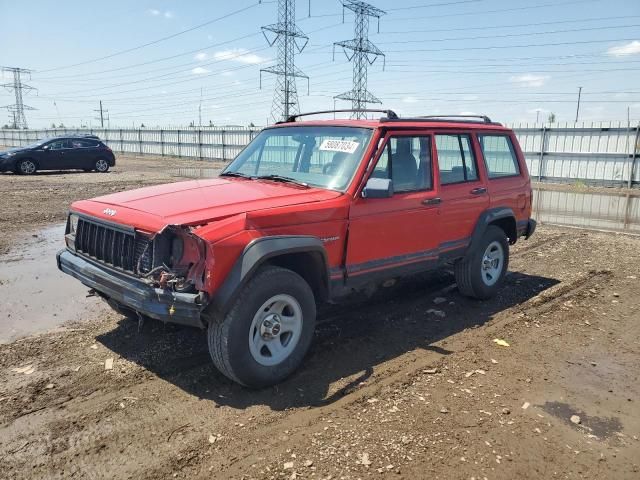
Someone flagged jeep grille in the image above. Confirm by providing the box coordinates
[75,218,153,274]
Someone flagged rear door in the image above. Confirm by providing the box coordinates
[345,131,441,284]
[67,138,98,169]
[434,132,489,257]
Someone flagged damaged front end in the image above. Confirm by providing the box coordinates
[57,213,210,328]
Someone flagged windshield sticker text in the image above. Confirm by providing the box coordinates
[319,139,360,154]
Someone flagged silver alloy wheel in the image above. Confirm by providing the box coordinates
[481,240,504,286]
[248,294,303,367]
[19,160,36,174]
[95,159,109,172]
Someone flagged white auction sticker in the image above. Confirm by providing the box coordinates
[319,139,360,154]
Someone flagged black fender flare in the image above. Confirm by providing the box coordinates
[466,207,516,256]
[208,235,329,317]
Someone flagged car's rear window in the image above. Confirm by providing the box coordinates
[478,134,520,178]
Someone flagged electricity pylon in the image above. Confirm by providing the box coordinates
[260,0,309,122]
[333,1,386,119]
[1,66,36,128]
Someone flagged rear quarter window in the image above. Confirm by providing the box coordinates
[478,134,521,178]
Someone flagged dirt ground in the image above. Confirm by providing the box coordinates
[1,154,639,479]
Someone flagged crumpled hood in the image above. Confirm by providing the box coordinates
[71,177,342,232]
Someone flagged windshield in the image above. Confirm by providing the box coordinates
[222,126,373,191]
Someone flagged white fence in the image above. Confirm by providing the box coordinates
[1,122,639,233]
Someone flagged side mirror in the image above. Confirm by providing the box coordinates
[42,145,50,151]
[361,177,393,198]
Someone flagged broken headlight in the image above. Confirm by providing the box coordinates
[68,213,79,234]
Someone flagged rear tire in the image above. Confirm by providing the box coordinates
[94,158,110,172]
[207,265,316,388]
[455,225,509,300]
[17,159,37,175]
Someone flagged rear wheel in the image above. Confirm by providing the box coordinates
[455,225,509,300]
[94,158,110,172]
[17,159,37,175]
[207,265,316,388]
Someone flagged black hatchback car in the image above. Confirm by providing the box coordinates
[0,136,116,174]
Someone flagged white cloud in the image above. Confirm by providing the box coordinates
[459,111,478,116]
[401,96,419,104]
[607,40,640,57]
[213,48,268,65]
[509,74,550,88]
[221,71,234,77]
[194,52,208,61]
[191,67,210,75]
[147,9,173,19]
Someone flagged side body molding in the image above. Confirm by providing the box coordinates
[209,235,329,316]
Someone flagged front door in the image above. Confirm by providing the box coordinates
[40,139,73,170]
[434,132,489,257]
[345,131,441,285]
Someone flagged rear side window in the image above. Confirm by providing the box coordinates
[435,134,478,185]
[71,139,98,148]
[478,135,520,178]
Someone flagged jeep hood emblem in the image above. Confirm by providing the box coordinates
[103,208,117,216]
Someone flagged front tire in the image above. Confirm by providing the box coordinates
[94,158,110,172]
[455,225,509,300]
[17,159,37,175]
[207,266,316,388]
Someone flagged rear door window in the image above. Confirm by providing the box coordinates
[478,135,521,178]
[70,139,98,148]
[435,134,478,185]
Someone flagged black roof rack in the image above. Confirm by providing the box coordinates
[281,109,398,123]
[381,114,500,125]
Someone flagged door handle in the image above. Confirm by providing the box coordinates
[422,197,442,206]
[470,187,487,195]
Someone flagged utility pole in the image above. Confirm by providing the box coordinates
[1,66,36,128]
[94,101,108,128]
[334,1,386,119]
[575,86,582,123]
[198,87,203,127]
[260,0,309,122]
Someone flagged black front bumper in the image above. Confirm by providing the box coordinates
[57,249,205,328]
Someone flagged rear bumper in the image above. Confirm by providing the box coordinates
[525,219,536,239]
[57,249,205,328]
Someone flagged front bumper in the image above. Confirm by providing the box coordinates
[57,249,205,328]
[0,157,15,172]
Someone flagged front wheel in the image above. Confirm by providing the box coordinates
[17,159,37,175]
[94,158,110,172]
[455,225,509,300]
[207,266,316,388]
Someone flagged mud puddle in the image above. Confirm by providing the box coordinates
[0,224,107,343]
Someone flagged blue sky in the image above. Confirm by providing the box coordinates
[1,0,639,127]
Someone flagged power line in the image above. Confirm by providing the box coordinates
[37,3,261,73]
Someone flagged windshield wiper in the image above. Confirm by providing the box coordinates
[255,174,309,188]
[219,171,251,178]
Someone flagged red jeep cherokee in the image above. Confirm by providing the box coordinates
[58,110,536,388]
